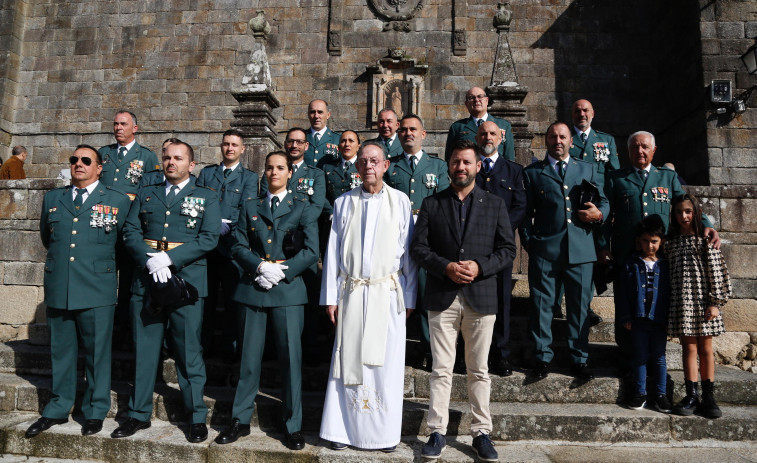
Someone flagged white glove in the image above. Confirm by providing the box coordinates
[220,219,232,236]
[152,266,172,284]
[257,262,288,285]
[255,274,274,290]
[146,251,172,273]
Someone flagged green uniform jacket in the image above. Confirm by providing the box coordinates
[261,164,327,214]
[40,183,132,310]
[445,115,515,161]
[316,157,361,208]
[601,165,713,262]
[196,164,259,257]
[521,156,610,265]
[367,135,404,158]
[230,194,319,307]
[99,142,160,197]
[304,128,341,167]
[123,177,221,297]
[384,151,450,214]
[569,128,620,190]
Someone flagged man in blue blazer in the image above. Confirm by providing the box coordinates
[520,122,609,382]
[445,87,515,161]
[474,121,526,377]
[412,139,516,462]
[196,129,259,358]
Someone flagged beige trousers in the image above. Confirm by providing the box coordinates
[427,291,496,436]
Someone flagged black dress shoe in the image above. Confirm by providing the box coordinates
[81,419,103,436]
[188,423,208,443]
[111,418,151,438]
[25,417,68,438]
[531,361,549,380]
[215,419,250,444]
[570,363,595,381]
[331,441,348,450]
[285,431,305,450]
[587,309,603,327]
[491,358,513,377]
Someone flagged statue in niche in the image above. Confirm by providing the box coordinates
[384,81,406,118]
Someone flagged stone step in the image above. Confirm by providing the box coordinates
[1,408,756,463]
[4,371,757,441]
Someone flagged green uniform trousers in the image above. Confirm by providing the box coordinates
[232,304,303,434]
[128,294,208,424]
[528,254,593,365]
[44,305,115,421]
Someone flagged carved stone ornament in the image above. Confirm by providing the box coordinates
[369,0,425,22]
[367,52,428,123]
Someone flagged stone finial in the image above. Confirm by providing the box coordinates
[249,10,271,40]
[494,2,512,31]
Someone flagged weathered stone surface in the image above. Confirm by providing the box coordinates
[0,287,39,325]
[2,262,44,287]
[713,332,751,365]
[722,299,757,333]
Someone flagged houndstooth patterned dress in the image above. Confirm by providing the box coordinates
[666,235,731,337]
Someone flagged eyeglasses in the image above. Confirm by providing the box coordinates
[69,156,93,166]
[466,95,488,101]
[285,139,307,146]
[357,158,385,167]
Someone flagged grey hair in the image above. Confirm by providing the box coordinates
[357,140,387,160]
[627,131,655,150]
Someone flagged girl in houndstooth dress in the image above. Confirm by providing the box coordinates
[666,193,731,419]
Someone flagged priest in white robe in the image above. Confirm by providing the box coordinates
[319,141,417,452]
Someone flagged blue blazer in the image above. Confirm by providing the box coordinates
[615,254,670,325]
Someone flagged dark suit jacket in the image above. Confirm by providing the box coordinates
[475,157,526,231]
[411,186,516,315]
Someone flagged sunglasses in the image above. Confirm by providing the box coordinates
[69,156,94,166]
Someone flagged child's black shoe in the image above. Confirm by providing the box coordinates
[652,394,672,413]
[627,394,646,410]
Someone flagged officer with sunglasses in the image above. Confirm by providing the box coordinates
[26,145,132,439]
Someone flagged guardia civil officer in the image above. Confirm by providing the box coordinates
[113,141,220,443]
[26,145,131,438]
[367,108,404,157]
[196,129,259,358]
[215,151,319,450]
[304,99,341,166]
[384,114,449,370]
[318,130,362,208]
[445,86,515,161]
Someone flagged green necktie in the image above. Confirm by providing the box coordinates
[581,132,587,143]
[409,155,417,172]
[73,188,86,209]
[169,185,179,199]
[270,196,280,214]
[558,161,566,180]
[118,146,127,161]
[314,133,320,145]
[224,168,232,178]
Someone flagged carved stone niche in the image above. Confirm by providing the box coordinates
[367,49,428,123]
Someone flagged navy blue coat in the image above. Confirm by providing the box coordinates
[615,254,670,325]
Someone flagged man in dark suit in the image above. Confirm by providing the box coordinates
[520,122,610,382]
[113,141,220,443]
[196,129,259,359]
[304,99,340,166]
[367,108,403,157]
[474,121,526,377]
[25,145,132,439]
[445,86,515,161]
[412,139,516,462]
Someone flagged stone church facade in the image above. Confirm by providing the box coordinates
[0,0,754,367]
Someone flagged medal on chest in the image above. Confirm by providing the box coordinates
[651,186,669,203]
[90,204,118,232]
[349,172,362,189]
[424,173,438,189]
[181,197,206,225]
[126,160,145,184]
[593,143,610,162]
[325,143,338,158]
[297,177,315,195]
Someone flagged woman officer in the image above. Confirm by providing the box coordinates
[216,151,319,451]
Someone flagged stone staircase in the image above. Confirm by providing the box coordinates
[0,294,755,462]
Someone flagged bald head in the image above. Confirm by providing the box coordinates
[464,86,489,118]
[571,99,595,131]
[475,121,502,157]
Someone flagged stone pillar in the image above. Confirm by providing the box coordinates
[486,2,533,167]
[231,10,281,176]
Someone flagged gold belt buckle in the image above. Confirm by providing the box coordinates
[157,240,169,251]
